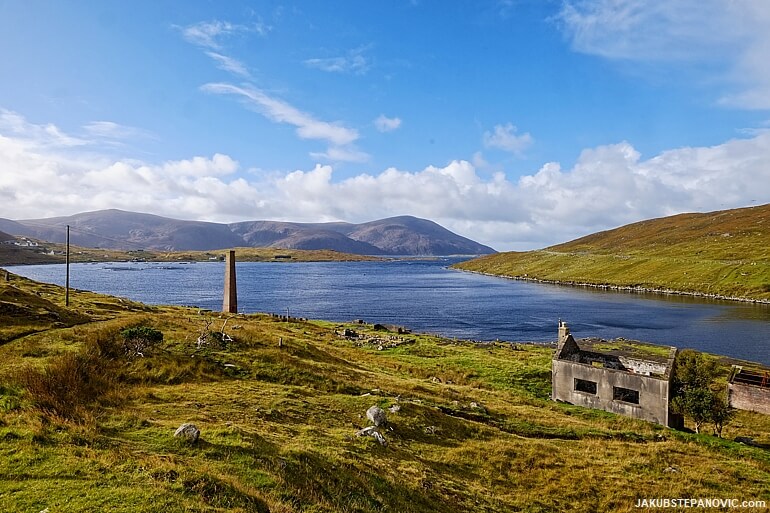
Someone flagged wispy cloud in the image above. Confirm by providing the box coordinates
[557,0,770,109]
[205,52,251,78]
[0,109,87,148]
[180,20,363,162]
[201,83,359,146]
[483,123,533,156]
[309,146,370,163]
[83,121,152,141]
[374,115,402,133]
[179,20,250,50]
[304,46,371,75]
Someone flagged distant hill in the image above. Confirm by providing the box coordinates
[0,230,13,242]
[455,204,770,301]
[2,209,495,256]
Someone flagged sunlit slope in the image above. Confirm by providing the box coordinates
[1,273,770,512]
[455,204,770,301]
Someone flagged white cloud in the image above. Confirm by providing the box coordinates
[483,123,533,155]
[202,83,359,146]
[309,146,370,163]
[205,52,250,78]
[304,47,371,75]
[179,20,250,50]
[374,115,402,133]
[557,0,770,109]
[0,109,87,148]
[83,121,151,141]
[2,111,770,250]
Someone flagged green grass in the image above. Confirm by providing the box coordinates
[455,203,770,301]
[1,243,381,266]
[1,272,770,512]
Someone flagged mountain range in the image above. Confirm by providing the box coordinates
[0,209,495,256]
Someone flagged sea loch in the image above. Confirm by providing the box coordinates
[11,258,770,365]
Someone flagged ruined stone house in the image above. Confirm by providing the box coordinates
[551,321,682,428]
[728,366,770,415]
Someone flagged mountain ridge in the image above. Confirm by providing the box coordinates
[1,209,495,256]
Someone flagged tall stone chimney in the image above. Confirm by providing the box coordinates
[223,250,237,314]
[558,320,570,346]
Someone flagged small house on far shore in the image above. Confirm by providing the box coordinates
[551,321,683,428]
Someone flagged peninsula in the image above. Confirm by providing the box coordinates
[455,204,770,302]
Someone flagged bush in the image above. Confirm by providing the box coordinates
[120,326,163,358]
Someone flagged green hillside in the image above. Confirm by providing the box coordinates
[0,242,380,266]
[1,273,770,512]
[455,204,770,301]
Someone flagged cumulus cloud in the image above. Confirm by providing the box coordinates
[374,115,402,133]
[2,111,770,250]
[557,0,770,109]
[483,123,533,156]
[304,46,371,75]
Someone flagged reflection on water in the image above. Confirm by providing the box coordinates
[9,258,770,365]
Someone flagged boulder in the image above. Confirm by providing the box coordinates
[174,423,200,443]
[366,405,387,427]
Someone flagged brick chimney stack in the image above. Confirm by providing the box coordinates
[223,250,237,314]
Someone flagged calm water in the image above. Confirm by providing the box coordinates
[10,258,770,364]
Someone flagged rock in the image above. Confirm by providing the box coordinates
[371,430,388,446]
[663,466,678,473]
[366,405,387,427]
[388,404,401,413]
[735,436,758,447]
[355,426,388,446]
[174,423,200,443]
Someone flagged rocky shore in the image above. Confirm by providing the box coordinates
[457,269,770,305]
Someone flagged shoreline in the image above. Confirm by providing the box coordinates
[455,269,770,305]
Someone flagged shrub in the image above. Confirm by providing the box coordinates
[120,326,163,358]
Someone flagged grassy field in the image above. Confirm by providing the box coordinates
[0,243,380,266]
[1,272,770,512]
[455,204,770,301]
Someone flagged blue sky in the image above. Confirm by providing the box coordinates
[1,0,769,250]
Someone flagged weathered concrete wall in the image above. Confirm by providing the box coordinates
[552,359,673,426]
[618,357,668,376]
[729,383,770,415]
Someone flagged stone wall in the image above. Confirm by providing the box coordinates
[552,359,675,427]
[728,383,770,415]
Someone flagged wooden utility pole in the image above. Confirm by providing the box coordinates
[65,224,70,307]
